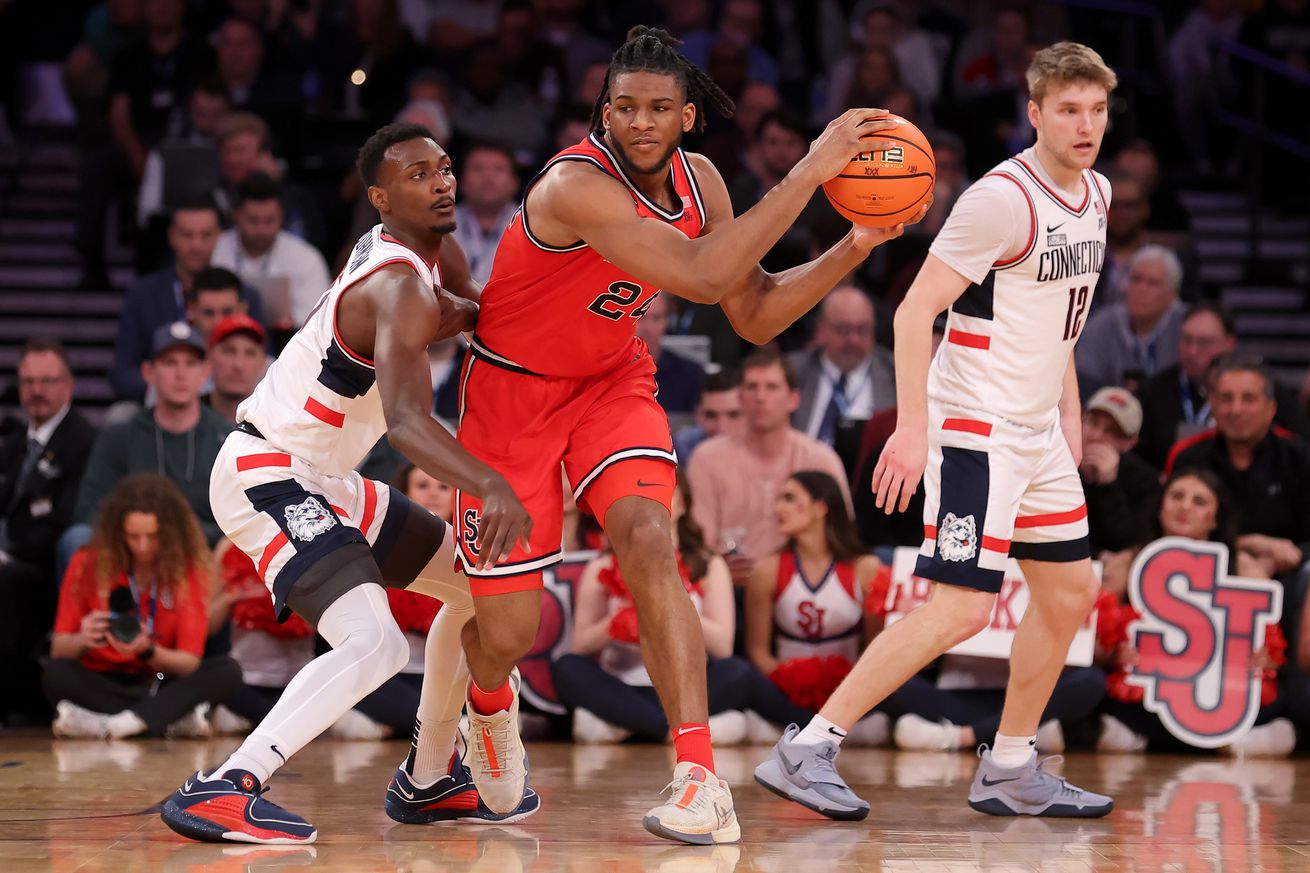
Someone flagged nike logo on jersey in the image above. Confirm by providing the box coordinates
[636,480,660,488]
[980,775,1021,787]
[1046,222,1065,233]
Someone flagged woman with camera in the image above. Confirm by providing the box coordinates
[45,474,240,738]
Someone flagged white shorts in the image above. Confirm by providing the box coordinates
[210,431,445,623]
[917,401,1090,593]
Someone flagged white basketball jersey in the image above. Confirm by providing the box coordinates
[236,225,440,474]
[929,152,1110,429]
[773,551,864,663]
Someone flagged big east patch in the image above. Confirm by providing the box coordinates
[1126,538,1283,748]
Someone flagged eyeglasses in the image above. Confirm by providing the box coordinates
[18,376,69,388]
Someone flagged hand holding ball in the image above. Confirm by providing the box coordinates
[822,115,935,229]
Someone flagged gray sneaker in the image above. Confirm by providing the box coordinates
[753,724,870,821]
[968,748,1113,818]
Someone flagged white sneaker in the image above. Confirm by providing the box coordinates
[466,668,528,815]
[330,708,391,740]
[893,713,961,750]
[165,703,212,739]
[1035,719,1065,753]
[572,708,632,744]
[845,712,890,747]
[1097,714,1147,753]
[211,704,252,736]
[707,710,747,746]
[643,761,740,845]
[52,701,109,738]
[1224,718,1297,758]
[743,710,782,745]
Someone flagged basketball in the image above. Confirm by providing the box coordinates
[822,115,936,228]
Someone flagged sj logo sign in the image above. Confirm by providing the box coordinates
[1126,538,1282,748]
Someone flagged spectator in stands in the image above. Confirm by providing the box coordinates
[1166,357,1310,579]
[186,268,248,343]
[1170,0,1245,176]
[825,3,940,121]
[111,199,266,404]
[1134,304,1309,469]
[211,173,330,331]
[673,369,743,465]
[451,38,549,162]
[729,110,846,273]
[687,350,849,586]
[699,80,780,186]
[45,474,241,739]
[1079,387,1162,555]
[214,17,295,121]
[1077,245,1188,394]
[0,340,98,724]
[492,0,569,109]
[955,4,1031,98]
[552,481,809,745]
[1097,467,1295,757]
[62,0,144,138]
[75,323,232,552]
[745,471,889,746]
[534,0,610,99]
[1113,139,1191,234]
[136,77,230,238]
[634,294,705,415]
[681,0,780,89]
[212,112,322,248]
[788,287,895,464]
[913,130,970,238]
[346,0,430,131]
[450,142,520,285]
[206,314,269,424]
[830,45,916,122]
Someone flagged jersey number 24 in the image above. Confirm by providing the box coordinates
[588,281,656,321]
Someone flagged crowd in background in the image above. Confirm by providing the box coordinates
[1,0,1309,757]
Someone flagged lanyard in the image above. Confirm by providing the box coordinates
[126,572,159,638]
[824,359,872,419]
[235,237,277,280]
[1179,373,1210,425]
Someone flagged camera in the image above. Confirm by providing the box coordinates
[108,586,142,643]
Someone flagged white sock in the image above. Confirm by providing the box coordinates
[794,715,848,748]
[401,537,476,786]
[106,710,147,738]
[991,732,1037,768]
[215,583,408,784]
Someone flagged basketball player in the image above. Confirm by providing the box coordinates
[159,124,539,844]
[440,27,926,845]
[755,42,1118,821]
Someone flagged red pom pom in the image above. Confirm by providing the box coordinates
[1263,623,1288,669]
[864,565,892,617]
[597,557,632,602]
[387,587,442,635]
[769,655,853,710]
[1106,669,1144,703]
[609,605,640,643]
[221,546,312,638]
[1261,676,1280,707]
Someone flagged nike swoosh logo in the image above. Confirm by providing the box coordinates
[636,480,659,488]
[676,725,706,736]
[271,744,286,763]
[713,801,733,827]
[826,726,846,738]
[981,775,1021,787]
[183,779,195,793]
[1046,222,1065,233]
[396,782,415,800]
[778,749,803,775]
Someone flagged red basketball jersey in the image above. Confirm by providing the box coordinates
[473,133,707,378]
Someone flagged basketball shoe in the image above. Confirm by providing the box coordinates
[967,748,1113,817]
[753,723,869,821]
[161,769,316,844]
[465,667,528,815]
[385,740,540,825]
[643,761,741,845]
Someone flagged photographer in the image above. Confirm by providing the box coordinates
[44,474,239,738]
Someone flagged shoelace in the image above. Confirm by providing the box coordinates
[471,715,518,776]
[1033,755,1083,797]
[658,772,712,811]
[807,743,844,783]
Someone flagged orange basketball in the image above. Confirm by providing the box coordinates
[821,115,936,228]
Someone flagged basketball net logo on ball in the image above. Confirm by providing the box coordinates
[823,114,935,228]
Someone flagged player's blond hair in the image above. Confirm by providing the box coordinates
[1026,42,1118,105]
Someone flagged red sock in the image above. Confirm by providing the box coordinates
[469,679,514,715]
[673,723,715,773]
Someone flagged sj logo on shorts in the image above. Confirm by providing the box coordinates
[284,496,337,542]
[1127,538,1283,748]
[462,507,482,558]
[938,512,978,562]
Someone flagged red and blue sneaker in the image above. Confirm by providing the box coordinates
[161,769,317,844]
[384,746,540,825]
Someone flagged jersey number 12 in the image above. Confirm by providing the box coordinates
[1063,285,1089,341]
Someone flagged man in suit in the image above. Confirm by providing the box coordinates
[0,339,97,723]
[635,292,707,415]
[1135,302,1309,469]
[787,286,895,475]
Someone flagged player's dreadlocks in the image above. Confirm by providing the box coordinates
[589,26,735,133]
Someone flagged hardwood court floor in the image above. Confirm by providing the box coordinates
[2,734,1309,872]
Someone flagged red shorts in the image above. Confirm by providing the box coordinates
[454,345,676,596]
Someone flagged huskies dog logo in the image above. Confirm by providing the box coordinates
[284,497,337,542]
[1126,538,1282,748]
[938,512,978,562]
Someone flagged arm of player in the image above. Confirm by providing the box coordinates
[433,236,481,342]
[1059,355,1083,467]
[370,267,531,568]
[685,154,929,344]
[535,110,898,303]
[871,255,972,514]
